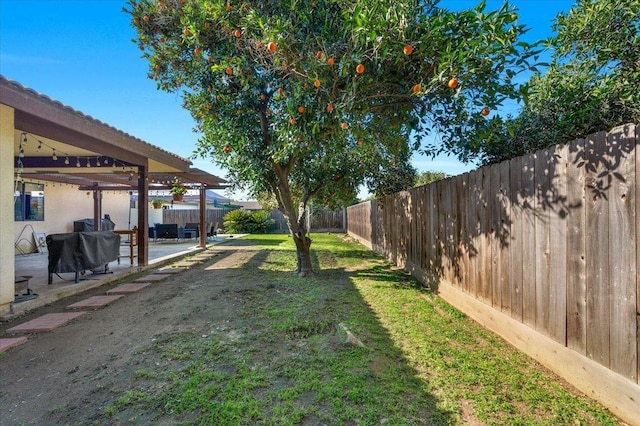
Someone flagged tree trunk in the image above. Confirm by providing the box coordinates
[292,229,313,277]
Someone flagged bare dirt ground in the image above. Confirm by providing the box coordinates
[0,239,260,425]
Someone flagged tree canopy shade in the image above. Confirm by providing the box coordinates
[126,0,541,275]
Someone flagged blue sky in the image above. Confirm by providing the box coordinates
[1,0,574,199]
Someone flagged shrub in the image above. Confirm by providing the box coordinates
[223,210,274,233]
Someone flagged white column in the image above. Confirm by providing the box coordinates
[0,104,16,313]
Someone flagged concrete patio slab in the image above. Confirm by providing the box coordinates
[66,295,124,310]
[7,312,86,334]
[0,337,28,352]
[106,283,152,294]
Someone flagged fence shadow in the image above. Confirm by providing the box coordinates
[347,123,639,384]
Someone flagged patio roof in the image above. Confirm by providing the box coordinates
[1,75,226,190]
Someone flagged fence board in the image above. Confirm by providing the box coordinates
[521,154,537,328]
[637,124,640,384]
[468,172,479,297]
[607,124,637,380]
[455,175,467,289]
[499,161,511,314]
[566,138,587,355]
[549,143,568,344]
[585,131,610,367]
[490,163,503,308]
[534,149,552,336]
[478,168,492,304]
[509,156,524,321]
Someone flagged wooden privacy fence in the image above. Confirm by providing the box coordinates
[270,207,346,233]
[162,208,233,231]
[347,124,639,423]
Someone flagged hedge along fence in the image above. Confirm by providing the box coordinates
[347,124,640,424]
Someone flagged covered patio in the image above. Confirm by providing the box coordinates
[1,76,227,315]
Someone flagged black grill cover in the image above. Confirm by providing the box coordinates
[47,231,120,274]
[73,218,115,232]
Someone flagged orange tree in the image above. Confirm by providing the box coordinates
[127,0,540,276]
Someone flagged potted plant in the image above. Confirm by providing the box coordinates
[170,182,188,201]
[151,198,164,209]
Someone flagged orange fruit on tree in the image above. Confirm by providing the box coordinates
[316,51,322,59]
[481,107,490,116]
[326,103,334,112]
[233,29,242,38]
[357,140,362,146]
[225,4,232,11]
[260,94,266,101]
[183,28,191,36]
[194,47,202,55]
[204,22,210,29]
[327,58,335,65]
[298,106,305,113]
[356,63,365,74]
[267,41,277,52]
[143,15,150,22]
[225,67,233,75]
[277,87,284,95]
[403,44,413,55]
[412,83,422,94]
[223,144,232,153]
[207,55,213,62]
[289,118,296,125]
[314,79,321,88]
[159,37,166,43]
[448,78,459,89]
[341,122,348,130]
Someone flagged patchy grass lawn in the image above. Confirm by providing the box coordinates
[103,233,619,425]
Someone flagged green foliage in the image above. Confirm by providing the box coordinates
[126,0,541,270]
[477,0,640,164]
[223,209,274,233]
[415,170,448,187]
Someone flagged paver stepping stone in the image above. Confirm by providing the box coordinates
[155,268,181,274]
[133,274,169,282]
[66,295,124,310]
[106,283,151,294]
[7,312,86,333]
[173,261,199,268]
[0,337,28,352]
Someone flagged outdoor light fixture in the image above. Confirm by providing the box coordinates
[86,158,91,168]
[96,156,101,167]
[22,132,27,144]
[18,147,24,158]
[65,156,70,165]
[52,149,57,161]
[76,158,81,167]
[37,141,42,151]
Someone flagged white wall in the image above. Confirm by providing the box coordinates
[14,185,132,254]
